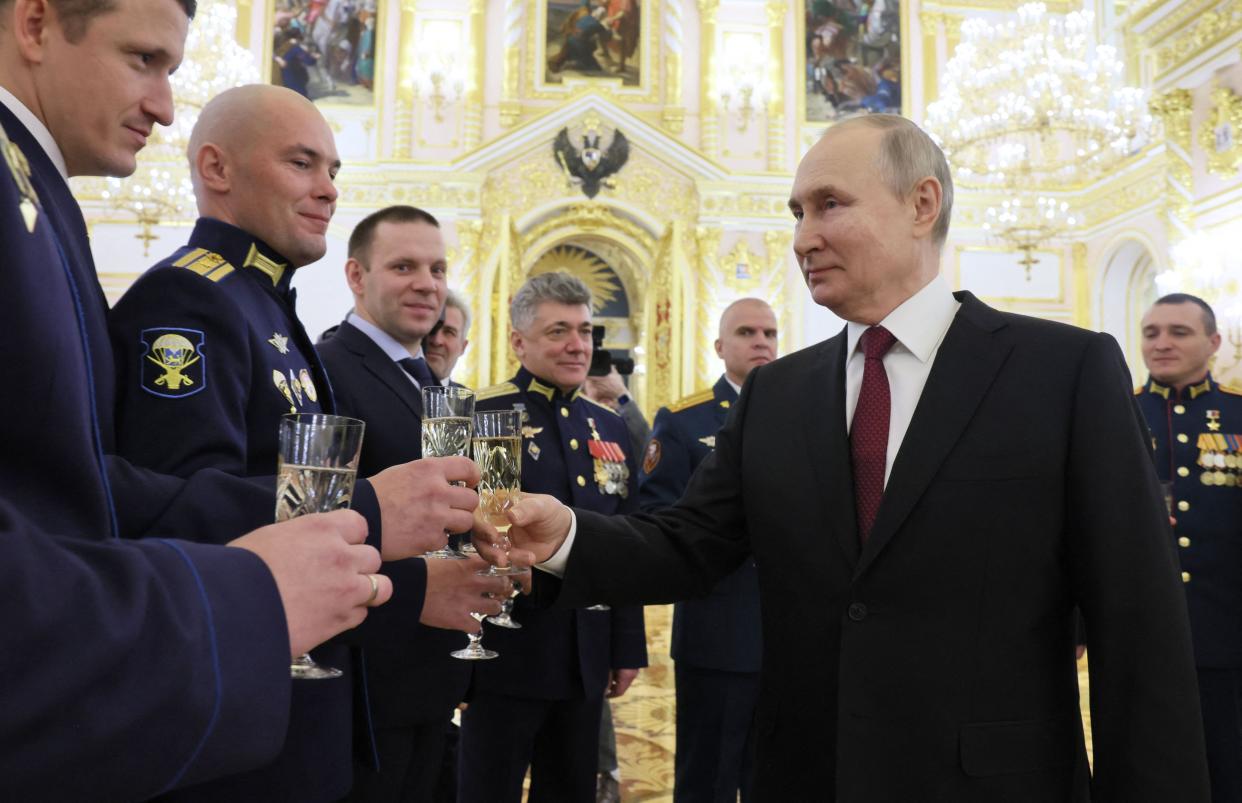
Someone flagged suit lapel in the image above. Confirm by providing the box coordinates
[799,331,860,568]
[856,293,1013,576]
[338,322,424,419]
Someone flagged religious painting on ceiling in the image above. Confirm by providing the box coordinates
[544,0,642,87]
[804,0,901,123]
[269,0,379,106]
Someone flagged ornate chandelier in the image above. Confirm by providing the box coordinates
[925,3,1151,188]
[981,195,1077,279]
[102,0,259,254]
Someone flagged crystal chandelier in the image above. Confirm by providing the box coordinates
[925,3,1151,188]
[103,0,260,254]
[981,196,1077,279]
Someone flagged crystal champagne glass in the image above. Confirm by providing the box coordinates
[421,385,474,560]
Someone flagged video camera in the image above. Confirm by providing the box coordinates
[588,324,635,377]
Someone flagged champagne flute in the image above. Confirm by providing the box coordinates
[276,413,366,680]
[421,385,474,560]
[471,410,525,578]
[486,572,527,630]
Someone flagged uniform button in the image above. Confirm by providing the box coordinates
[1182,571,1191,583]
[560,408,569,418]
[1178,536,1191,548]
[577,475,586,487]
[1177,433,1189,444]
[1174,404,1186,415]
[847,602,868,622]
[1177,500,1190,512]
[1177,467,1190,477]
[570,438,579,450]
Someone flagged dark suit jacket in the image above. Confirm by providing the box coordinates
[317,319,467,728]
[640,375,761,673]
[0,108,291,798]
[557,293,1209,801]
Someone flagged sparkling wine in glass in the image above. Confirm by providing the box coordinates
[421,385,474,560]
[472,410,525,578]
[276,413,365,680]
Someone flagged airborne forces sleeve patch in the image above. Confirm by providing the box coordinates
[140,327,206,398]
[643,438,661,474]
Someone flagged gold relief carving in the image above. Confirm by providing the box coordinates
[1199,84,1242,180]
[650,225,678,408]
[700,192,791,219]
[1154,3,1242,77]
[1072,242,1089,329]
[337,178,480,209]
[1150,89,1194,152]
[699,0,720,158]
[766,0,787,172]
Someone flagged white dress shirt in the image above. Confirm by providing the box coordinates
[346,311,429,389]
[0,86,69,180]
[539,275,961,576]
[844,274,960,487]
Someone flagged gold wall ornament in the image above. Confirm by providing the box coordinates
[1154,3,1242,79]
[699,0,721,158]
[766,0,787,172]
[1150,88,1194,152]
[1199,83,1242,180]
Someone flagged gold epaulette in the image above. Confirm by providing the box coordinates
[1221,383,1242,397]
[1133,385,1143,396]
[172,247,235,282]
[581,395,621,416]
[475,381,519,402]
[667,388,714,413]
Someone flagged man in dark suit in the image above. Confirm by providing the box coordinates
[1137,293,1242,802]
[317,205,500,802]
[424,288,471,385]
[110,89,499,802]
[481,114,1211,801]
[639,297,776,803]
[460,272,648,803]
[0,0,392,797]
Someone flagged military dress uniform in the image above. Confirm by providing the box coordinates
[0,102,295,800]
[1138,373,1242,802]
[639,376,761,803]
[109,218,406,802]
[460,367,648,803]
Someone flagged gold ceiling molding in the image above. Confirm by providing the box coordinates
[335,176,482,209]
[1199,83,1242,179]
[1153,1,1242,78]
[519,201,658,258]
[1135,0,1220,45]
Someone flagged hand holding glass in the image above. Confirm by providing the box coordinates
[276,413,366,680]
[421,385,474,560]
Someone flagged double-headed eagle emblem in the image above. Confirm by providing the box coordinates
[553,126,629,199]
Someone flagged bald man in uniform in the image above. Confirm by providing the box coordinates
[110,85,500,803]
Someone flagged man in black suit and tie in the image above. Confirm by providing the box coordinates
[317,205,501,802]
[478,114,1211,801]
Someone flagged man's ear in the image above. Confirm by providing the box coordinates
[13,0,53,65]
[194,143,231,194]
[344,258,366,295]
[909,175,943,240]
[509,328,524,359]
[714,338,723,359]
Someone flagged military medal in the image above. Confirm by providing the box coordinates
[273,369,295,411]
[1207,410,1221,432]
[586,417,629,497]
[698,435,716,448]
[300,368,318,403]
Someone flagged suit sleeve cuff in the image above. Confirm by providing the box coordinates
[535,508,577,577]
[352,478,382,552]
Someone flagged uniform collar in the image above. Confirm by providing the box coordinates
[190,217,293,293]
[0,86,68,181]
[516,366,581,403]
[1145,374,1214,401]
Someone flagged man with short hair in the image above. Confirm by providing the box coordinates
[110,87,499,802]
[317,205,493,803]
[1138,293,1242,803]
[484,115,1211,800]
[460,271,647,803]
[0,0,392,797]
[639,297,776,803]
[424,287,471,384]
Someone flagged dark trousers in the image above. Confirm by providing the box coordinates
[673,664,760,803]
[347,720,454,803]
[1200,667,1242,803]
[457,691,603,803]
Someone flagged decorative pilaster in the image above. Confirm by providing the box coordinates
[698,0,720,158]
[765,0,787,171]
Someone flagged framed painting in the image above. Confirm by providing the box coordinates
[269,0,379,106]
[543,0,641,87]
[803,0,901,123]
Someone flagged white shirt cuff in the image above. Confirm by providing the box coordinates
[535,509,577,577]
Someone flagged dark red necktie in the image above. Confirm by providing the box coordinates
[851,325,897,543]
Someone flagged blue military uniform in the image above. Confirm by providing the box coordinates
[460,366,648,803]
[110,218,398,802]
[1137,373,1242,802]
[640,376,761,803]
[0,105,293,797]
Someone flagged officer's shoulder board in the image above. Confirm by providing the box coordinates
[475,381,519,402]
[667,388,714,414]
[170,247,236,283]
[1221,383,1242,397]
[581,394,621,416]
[1133,385,1144,396]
